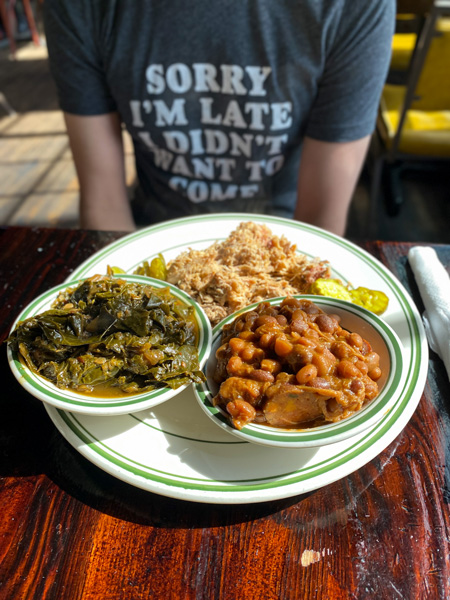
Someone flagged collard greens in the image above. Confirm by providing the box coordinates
[8,276,205,395]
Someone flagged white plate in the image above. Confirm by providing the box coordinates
[43,214,428,504]
[8,274,212,416]
[195,295,405,448]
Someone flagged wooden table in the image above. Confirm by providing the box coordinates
[1,226,449,600]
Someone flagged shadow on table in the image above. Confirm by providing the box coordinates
[6,362,443,529]
[41,425,416,529]
[0,368,312,526]
[48,433,317,527]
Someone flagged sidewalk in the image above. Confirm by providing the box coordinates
[0,40,136,229]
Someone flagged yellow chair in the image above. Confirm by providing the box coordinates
[390,13,420,72]
[379,81,450,157]
[368,0,450,231]
[391,31,418,71]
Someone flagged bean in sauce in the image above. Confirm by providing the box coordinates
[212,298,382,430]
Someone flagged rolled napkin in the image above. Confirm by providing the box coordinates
[408,246,450,380]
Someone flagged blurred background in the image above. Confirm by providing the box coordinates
[0,0,449,242]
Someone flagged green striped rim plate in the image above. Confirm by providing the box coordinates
[194,295,405,448]
[42,214,427,503]
[8,274,212,416]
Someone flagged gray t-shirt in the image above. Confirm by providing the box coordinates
[44,0,395,223]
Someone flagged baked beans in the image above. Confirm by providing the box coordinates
[212,298,382,430]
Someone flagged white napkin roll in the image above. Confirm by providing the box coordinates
[408,246,450,380]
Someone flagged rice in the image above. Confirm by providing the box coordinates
[167,222,331,325]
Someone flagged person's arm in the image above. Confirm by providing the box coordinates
[64,112,136,232]
[294,135,370,237]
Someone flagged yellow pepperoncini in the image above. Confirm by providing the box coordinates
[108,265,126,275]
[309,279,353,302]
[309,278,389,315]
[134,254,168,281]
[348,287,389,315]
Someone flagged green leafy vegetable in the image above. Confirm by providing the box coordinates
[8,276,204,396]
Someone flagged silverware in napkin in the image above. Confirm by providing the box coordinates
[408,246,450,381]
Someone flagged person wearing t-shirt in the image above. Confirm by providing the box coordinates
[43,0,395,236]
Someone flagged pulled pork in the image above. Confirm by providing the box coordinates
[167,222,331,326]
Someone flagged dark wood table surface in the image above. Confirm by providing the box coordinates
[1,226,449,600]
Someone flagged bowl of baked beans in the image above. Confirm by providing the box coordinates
[194,295,404,448]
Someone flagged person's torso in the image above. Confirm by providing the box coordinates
[94,1,340,216]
